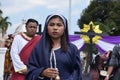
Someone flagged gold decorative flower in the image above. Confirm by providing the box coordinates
[80,21,102,44]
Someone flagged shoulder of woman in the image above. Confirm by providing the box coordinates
[69,43,77,48]
[68,43,79,52]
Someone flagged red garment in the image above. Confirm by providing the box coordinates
[19,35,41,65]
[91,69,100,80]
[98,54,108,70]
[10,35,41,80]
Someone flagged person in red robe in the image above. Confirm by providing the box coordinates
[10,19,41,80]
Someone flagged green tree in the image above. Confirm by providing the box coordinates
[0,6,3,23]
[0,16,11,38]
[0,3,11,38]
[0,3,2,22]
[78,0,120,36]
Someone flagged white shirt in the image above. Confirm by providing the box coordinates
[10,34,28,72]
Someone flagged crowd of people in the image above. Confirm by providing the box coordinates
[3,14,120,80]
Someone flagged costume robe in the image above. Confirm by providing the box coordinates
[26,43,82,80]
[10,34,40,80]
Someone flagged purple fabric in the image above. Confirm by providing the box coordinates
[79,44,85,52]
[69,35,84,52]
[69,35,81,41]
[101,36,120,44]
[95,44,106,54]
[69,35,120,54]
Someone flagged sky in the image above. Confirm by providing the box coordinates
[1,0,91,35]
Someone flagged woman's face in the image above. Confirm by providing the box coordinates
[47,17,65,39]
[26,22,37,37]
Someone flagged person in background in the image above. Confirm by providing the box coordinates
[98,51,112,80]
[10,19,41,80]
[89,51,111,80]
[25,14,82,80]
[104,44,120,80]
[3,34,14,80]
[96,51,111,71]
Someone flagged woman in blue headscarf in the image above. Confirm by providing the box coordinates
[25,14,82,80]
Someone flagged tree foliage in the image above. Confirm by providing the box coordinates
[0,17,11,35]
[0,3,11,38]
[78,0,120,36]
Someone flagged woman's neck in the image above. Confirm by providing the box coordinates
[52,38,61,48]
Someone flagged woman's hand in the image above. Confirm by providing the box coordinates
[41,68,59,78]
